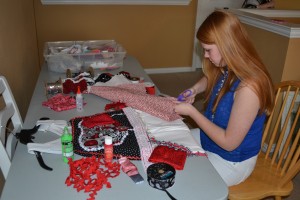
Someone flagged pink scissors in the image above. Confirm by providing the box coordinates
[177,89,192,102]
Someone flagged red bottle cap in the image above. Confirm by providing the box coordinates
[77,86,81,94]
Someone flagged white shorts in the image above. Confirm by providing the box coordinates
[191,128,257,186]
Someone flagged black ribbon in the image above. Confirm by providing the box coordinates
[163,189,177,200]
[147,163,177,200]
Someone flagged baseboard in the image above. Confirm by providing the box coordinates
[145,66,197,74]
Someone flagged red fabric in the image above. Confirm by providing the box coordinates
[65,156,120,200]
[89,83,181,121]
[81,113,121,128]
[148,145,187,170]
[42,94,77,111]
[63,79,87,94]
[105,102,127,111]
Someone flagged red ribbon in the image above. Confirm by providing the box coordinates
[63,79,87,94]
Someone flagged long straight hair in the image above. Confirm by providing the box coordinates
[197,10,274,115]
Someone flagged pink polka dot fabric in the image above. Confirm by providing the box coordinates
[42,93,77,112]
[89,83,181,121]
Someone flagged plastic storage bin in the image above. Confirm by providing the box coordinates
[43,40,126,73]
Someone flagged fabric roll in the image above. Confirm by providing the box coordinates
[88,83,181,121]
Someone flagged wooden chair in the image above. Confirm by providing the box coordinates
[229,80,300,200]
[0,76,23,179]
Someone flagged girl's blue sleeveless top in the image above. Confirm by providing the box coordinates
[200,76,266,162]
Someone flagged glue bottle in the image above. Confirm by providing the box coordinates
[76,86,83,112]
[104,136,113,165]
[61,126,74,163]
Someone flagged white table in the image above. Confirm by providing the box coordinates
[0,56,228,200]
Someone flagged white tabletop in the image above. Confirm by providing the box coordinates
[0,56,228,200]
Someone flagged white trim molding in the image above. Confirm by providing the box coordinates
[145,66,195,74]
[41,0,192,5]
[228,9,300,38]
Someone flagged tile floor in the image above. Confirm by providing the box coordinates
[149,70,300,200]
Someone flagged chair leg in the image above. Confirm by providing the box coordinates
[275,196,281,200]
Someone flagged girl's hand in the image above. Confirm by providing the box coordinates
[177,88,196,104]
[174,102,196,116]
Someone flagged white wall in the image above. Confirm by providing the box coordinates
[192,0,244,69]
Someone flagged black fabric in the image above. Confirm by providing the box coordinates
[70,110,141,159]
[242,0,269,8]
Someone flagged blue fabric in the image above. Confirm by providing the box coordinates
[200,76,266,162]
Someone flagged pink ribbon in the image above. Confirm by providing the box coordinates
[118,157,139,176]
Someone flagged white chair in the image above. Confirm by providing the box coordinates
[0,76,23,180]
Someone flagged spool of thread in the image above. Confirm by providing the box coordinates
[130,77,140,84]
[144,82,155,95]
[45,79,63,98]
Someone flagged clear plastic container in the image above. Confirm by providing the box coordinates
[43,40,126,73]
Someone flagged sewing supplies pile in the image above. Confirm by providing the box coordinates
[34,59,207,200]
[25,103,203,200]
[42,70,147,111]
[44,69,143,96]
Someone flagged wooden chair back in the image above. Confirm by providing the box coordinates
[262,81,300,186]
[229,80,300,200]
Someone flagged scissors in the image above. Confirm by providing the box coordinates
[177,89,193,102]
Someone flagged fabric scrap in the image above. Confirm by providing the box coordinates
[148,145,187,170]
[42,93,77,112]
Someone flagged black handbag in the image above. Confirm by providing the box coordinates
[242,0,270,8]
